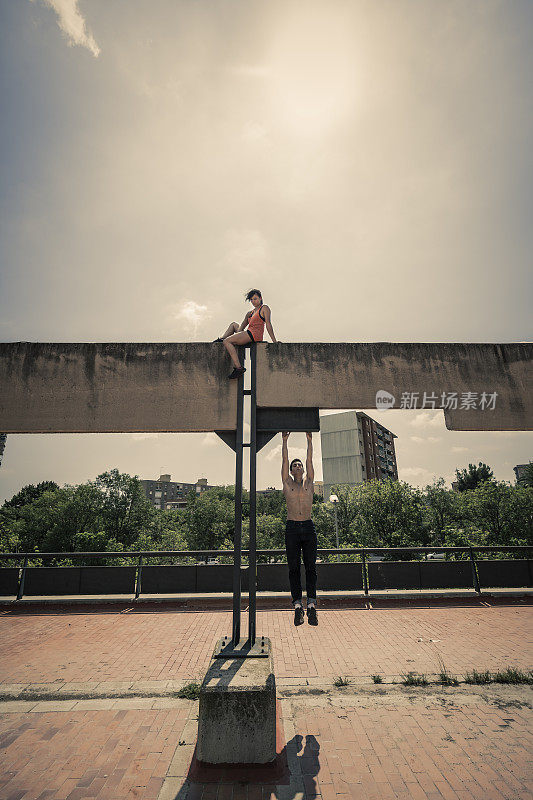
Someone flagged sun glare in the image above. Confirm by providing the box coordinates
[267,9,358,137]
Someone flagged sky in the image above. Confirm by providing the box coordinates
[0,0,532,502]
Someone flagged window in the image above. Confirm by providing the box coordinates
[155,491,162,498]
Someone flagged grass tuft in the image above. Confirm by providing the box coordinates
[334,676,350,687]
[438,671,459,686]
[491,668,533,685]
[402,672,428,687]
[371,675,383,684]
[464,670,492,685]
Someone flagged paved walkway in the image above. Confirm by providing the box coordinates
[1,686,532,800]
[1,602,532,799]
[1,602,532,686]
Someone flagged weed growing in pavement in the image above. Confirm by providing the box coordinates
[491,668,533,685]
[402,672,429,686]
[175,682,201,700]
[334,676,350,687]
[438,671,459,686]
[372,675,383,684]
[436,655,459,686]
[464,670,492,684]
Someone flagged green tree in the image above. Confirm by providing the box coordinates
[2,481,59,511]
[185,486,235,557]
[351,479,428,551]
[92,469,155,546]
[454,462,494,491]
[423,478,459,545]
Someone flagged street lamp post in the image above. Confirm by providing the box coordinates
[329,494,339,562]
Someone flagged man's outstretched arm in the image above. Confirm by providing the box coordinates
[282,431,290,482]
[305,432,314,483]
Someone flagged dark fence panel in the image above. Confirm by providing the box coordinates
[420,561,473,589]
[25,567,81,595]
[317,563,363,590]
[141,565,197,594]
[196,564,240,593]
[368,562,421,590]
[477,560,533,589]
[256,564,291,592]
[79,566,136,594]
[0,568,20,596]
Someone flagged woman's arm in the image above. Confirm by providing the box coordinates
[238,312,251,332]
[262,306,277,342]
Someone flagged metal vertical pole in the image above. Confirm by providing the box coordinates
[248,342,257,645]
[232,346,245,645]
[135,554,143,599]
[469,547,481,594]
[362,550,369,596]
[17,554,28,601]
[334,503,340,562]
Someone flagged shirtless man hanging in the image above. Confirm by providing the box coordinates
[282,431,318,626]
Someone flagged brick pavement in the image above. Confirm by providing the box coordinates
[1,604,532,686]
[1,603,532,799]
[1,686,532,800]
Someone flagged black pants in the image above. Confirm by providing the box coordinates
[285,519,317,604]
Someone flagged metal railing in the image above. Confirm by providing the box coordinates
[0,545,531,599]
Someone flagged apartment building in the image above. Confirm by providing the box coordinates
[321,411,398,498]
[141,474,217,510]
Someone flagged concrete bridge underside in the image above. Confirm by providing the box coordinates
[0,341,531,433]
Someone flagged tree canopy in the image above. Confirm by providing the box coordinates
[1,467,531,563]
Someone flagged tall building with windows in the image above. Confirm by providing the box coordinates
[321,411,398,498]
[141,474,218,510]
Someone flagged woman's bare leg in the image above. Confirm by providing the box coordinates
[224,331,251,369]
[220,322,239,339]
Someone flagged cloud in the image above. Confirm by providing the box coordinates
[201,433,218,447]
[401,467,430,478]
[173,300,210,337]
[219,229,269,276]
[451,446,468,453]
[409,411,444,429]
[33,0,100,57]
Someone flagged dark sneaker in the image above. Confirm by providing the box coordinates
[294,606,305,626]
[228,366,246,379]
[307,606,318,626]
[213,337,223,342]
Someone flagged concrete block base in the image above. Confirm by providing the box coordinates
[197,637,276,764]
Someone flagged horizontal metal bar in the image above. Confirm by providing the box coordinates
[0,545,531,560]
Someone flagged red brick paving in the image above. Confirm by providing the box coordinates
[1,691,532,799]
[1,604,532,799]
[0,605,531,685]
[0,707,186,799]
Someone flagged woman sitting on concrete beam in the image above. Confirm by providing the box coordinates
[214,288,278,379]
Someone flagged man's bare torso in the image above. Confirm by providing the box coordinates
[283,477,314,521]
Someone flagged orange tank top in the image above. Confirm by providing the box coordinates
[247,305,265,342]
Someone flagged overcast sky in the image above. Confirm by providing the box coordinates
[0,0,532,502]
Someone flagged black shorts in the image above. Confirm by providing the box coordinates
[246,330,255,342]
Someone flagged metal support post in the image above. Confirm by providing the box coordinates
[135,554,143,598]
[17,554,28,600]
[362,550,369,596]
[232,346,245,645]
[248,343,257,645]
[469,547,481,594]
